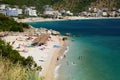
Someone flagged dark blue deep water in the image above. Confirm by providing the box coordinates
[28,18,120,80]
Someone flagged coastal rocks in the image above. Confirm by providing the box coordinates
[65,33,81,37]
[50,30,60,35]
[62,37,67,41]
[34,28,60,36]
[65,33,72,37]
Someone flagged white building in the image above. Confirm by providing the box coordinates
[18,9,22,15]
[93,8,97,12]
[43,5,53,11]
[88,7,92,11]
[6,8,23,16]
[102,12,108,17]
[25,7,37,16]
[66,11,73,16]
[81,11,87,16]
[111,11,116,17]
[44,10,60,16]
[118,9,120,13]
[97,9,102,17]
[0,4,6,10]
[0,10,6,15]
[43,10,61,18]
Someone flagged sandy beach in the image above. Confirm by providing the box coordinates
[44,38,66,80]
[1,30,66,80]
[11,16,120,80]
[14,16,120,23]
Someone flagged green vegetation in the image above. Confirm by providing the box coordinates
[0,57,42,80]
[1,0,120,13]
[53,0,96,12]
[116,0,120,8]
[1,0,53,12]
[0,39,42,80]
[0,14,29,32]
[18,14,25,19]
[0,39,42,70]
[0,13,42,79]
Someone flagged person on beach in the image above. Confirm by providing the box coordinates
[78,56,81,60]
[57,57,59,61]
[78,56,85,60]
[64,54,66,58]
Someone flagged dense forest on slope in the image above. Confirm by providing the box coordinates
[1,0,53,12]
[1,0,120,13]
[0,14,29,32]
[53,0,97,12]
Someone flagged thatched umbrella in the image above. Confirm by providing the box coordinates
[32,34,49,46]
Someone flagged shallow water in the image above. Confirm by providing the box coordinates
[28,18,120,80]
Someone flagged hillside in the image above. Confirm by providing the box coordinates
[1,0,120,13]
[53,0,97,12]
[53,0,120,12]
[0,14,29,32]
[90,0,119,9]
[1,0,53,11]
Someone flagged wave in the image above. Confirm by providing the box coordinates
[54,46,69,78]
[54,64,61,78]
[60,46,69,60]
[64,46,69,55]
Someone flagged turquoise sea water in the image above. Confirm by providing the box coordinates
[28,18,120,80]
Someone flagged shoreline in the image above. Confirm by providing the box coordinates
[13,17,120,80]
[1,30,68,80]
[2,16,120,80]
[44,37,68,80]
[14,16,120,23]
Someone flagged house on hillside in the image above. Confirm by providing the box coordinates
[43,5,61,18]
[0,10,6,15]
[59,9,66,16]
[118,9,120,13]
[43,5,53,11]
[43,10,61,18]
[117,9,120,16]
[6,7,22,17]
[97,9,102,17]
[0,4,6,10]
[66,11,73,16]
[93,8,97,13]
[102,12,108,17]
[0,4,7,15]
[24,7,37,17]
[80,11,88,16]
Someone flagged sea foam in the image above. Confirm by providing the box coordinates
[60,46,69,60]
[54,64,61,78]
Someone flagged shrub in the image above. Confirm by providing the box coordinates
[0,57,42,80]
[18,14,25,19]
[0,14,29,32]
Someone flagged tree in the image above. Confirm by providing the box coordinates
[0,14,29,32]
